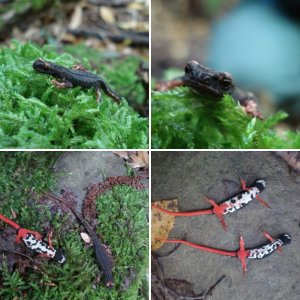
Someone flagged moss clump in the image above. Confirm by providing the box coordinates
[152,88,300,149]
[0,41,148,149]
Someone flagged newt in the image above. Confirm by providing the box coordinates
[0,213,66,263]
[43,192,114,289]
[156,60,263,119]
[33,58,121,103]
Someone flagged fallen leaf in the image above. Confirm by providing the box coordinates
[129,151,149,169]
[112,151,129,160]
[69,4,83,30]
[80,232,91,244]
[99,7,115,24]
[151,199,178,251]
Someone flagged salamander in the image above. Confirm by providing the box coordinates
[33,58,121,103]
[160,232,291,274]
[43,192,114,289]
[152,179,269,230]
[0,213,65,263]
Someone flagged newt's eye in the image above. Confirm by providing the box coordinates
[221,79,232,90]
[203,77,211,85]
[184,64,191,73]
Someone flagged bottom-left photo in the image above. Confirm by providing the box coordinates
[0,151,149,299]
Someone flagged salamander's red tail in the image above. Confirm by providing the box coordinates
[0,213,20,230]
[151,204,213,216]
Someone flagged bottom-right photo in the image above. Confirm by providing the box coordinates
[151,151,300,300]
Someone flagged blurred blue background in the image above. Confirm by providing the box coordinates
[152,0,300,124]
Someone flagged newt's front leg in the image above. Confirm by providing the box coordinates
[51,79,73,89]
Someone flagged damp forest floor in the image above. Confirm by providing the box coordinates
[0,152,148,300]
[152,151,300,300]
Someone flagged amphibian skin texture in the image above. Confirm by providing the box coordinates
[0,213,66,263]
[222,179,265,214]
[33,58,121,103]
[156,60,263,119]
[23,233,66,263]
[248,234,291,259]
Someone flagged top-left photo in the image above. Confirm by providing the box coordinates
[0,0,149,149]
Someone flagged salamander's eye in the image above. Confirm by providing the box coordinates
[220,79,232,91]
[203,76,211,85]
[184,64,191,73]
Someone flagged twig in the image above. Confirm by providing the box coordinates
[66,28,149,47]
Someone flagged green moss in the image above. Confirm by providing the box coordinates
[0,153,148,299]
[0,41,148,148]
[151,88,300,149]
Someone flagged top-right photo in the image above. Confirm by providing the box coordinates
[151,0,300,149]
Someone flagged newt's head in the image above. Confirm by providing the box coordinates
[33,58,59,76]
[182,60,234,97]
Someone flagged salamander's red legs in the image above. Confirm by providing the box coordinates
[241,179,270,208]
[263,231,282,253]
[15,228,43,244]
[47,231,54,250]
[204,197,228,231]
[236,235,249,275]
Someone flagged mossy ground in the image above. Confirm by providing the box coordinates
[151,88,300,149]
[0,152,148,299]
[0,41,148,148]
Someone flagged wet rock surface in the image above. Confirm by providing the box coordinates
[152,151,300,300]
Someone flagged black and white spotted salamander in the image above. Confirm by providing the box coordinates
[152,179,269,230]
[247,233,291,259]
[160,232,291,273]
[0,213,65,263]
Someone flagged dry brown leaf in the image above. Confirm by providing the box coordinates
[151,199,178,251]
[69,5,83,30]
[99,7,115,24]
[112,151,129,160]
[129,151,149,169]
[80,232,91,244]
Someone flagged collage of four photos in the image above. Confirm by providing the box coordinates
[0,0,300,299]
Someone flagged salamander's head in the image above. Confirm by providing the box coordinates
[278,233,292,245]
[253,179,266,192]
[52,248,66,264]
[33,58,58,76]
